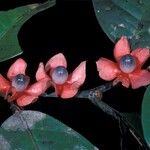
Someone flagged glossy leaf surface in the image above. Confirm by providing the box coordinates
[0,0,55,62]
[0,110,97,150]
[92,0,150,49]
[142,85,150,147]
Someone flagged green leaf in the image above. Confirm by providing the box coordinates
[142,85,150,147]
[0,110,97,150]
[92,0,150,49]
[0,0,55,62]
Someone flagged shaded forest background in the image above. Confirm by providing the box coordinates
[0,0,146,149]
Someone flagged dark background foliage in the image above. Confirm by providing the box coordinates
[0,0,147,149]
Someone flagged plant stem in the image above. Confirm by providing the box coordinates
[42,82,149,149]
